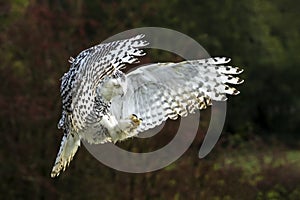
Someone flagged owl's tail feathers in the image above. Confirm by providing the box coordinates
[51,133,80,178]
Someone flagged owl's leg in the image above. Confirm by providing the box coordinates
[119,114,142,132]
[116,114,142,141]
[100,113,142,143]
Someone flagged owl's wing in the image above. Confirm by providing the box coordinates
[51,35,148,177]
[60,34,148,130]
[111,57,243,135]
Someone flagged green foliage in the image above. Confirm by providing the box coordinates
[0,0,299,199]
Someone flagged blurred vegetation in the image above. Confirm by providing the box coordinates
[0,0,299,199]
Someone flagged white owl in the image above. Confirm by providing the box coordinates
[51,34,243,177]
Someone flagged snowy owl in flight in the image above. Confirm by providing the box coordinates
[51,34,243,177]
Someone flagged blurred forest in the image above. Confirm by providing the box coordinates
[1,0,300,199]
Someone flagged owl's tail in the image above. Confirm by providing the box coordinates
[51,133,80,177]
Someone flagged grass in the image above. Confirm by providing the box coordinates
[198,135,300,200]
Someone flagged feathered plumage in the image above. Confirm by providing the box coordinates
[51,34,243,177]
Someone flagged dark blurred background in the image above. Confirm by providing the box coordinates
[1,0,300,199]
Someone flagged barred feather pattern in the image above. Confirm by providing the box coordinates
[59,35,148,132]
[52,34,244,177]
[52,35,148,177]
[111,57,244,135]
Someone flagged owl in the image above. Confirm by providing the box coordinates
[51,34,243,177]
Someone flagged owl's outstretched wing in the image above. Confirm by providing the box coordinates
[60,34,148,130]
[52,35,148,177]
[111,57,243,135]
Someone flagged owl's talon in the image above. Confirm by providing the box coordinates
[130,114,142,127]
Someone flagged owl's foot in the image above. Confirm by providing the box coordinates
[112,114,142,143]
[118,114,142,132]
[129,114,142,128]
